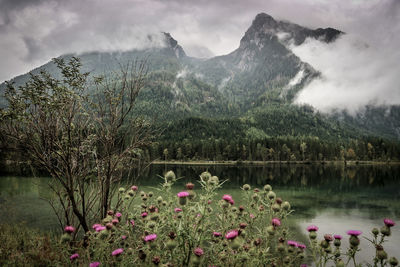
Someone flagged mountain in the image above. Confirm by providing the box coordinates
[1,13,399,142]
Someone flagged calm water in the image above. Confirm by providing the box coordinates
[1,163,399,263]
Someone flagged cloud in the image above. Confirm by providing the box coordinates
[291,0,400,113]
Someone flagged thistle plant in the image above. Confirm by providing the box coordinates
[58,170,397,267]
[306,219,397,267]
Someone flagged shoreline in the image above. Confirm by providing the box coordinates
[151,160,400,166]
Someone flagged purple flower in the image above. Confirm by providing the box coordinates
[131,185,138,191]
[174,208,182,213]
[111,248,123,256]
[144,234,157,242]
[384,218,396,227]
[111,218,119,225]
[287,240,298,247]
[177,191,189,198]
[225,230,238,239]
[95,226,106,232]
[64,226,75,234]
[222,194,234,205]
[194,247,204,256]
[130,219,135,226]
[307,225,319,232]
[89,262,101,267]
[213,231,222,237]
[249,213,255,219]
[121,235,127,240]
[92,224,102,230]
[70,253,79,260]
[347,230,362,236]
[271,218,281,227]
[115,212,122,218]
[141,212,148,218]
[297,243,306,249]
[334,234,342,240]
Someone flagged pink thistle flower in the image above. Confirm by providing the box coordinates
[197,213,201,217]
[131,185,138,191]
[177,191,189,198]
[95,226,106,232]
[225,230,238,239]
[249,213,255,219]
[384,218,396,227]
[70,253,79,260]
[297,243,306,249]
[89,262,101,267]
[347,230,362,236]
[174,208,182,213]
[121,235,127,240]
[334,234,342,240]
[307,225,319,232]
[111,218,119,225]
[213,231,222,237]
[271,218,281,227]
[207,200,212,204]
[194,247,204,256]
[111,248,123,256]
[92,224,102,230]
[324,234,333,242]
[144,234,157,242]
[130,219,135,227]
[141,212,148,218]
[222,194,234,205]
[115,212,122,218]
[64,226,75,234]
[287,240,298,247]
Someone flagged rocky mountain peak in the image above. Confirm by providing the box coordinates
[163,32,186,58]
[241,13,343,47]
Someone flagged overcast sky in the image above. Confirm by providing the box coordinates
[1,0,399,112]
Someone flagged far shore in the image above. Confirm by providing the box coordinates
[151,160,400,166]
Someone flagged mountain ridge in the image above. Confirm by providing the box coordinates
[1,12,399,141]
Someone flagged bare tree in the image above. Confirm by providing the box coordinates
[0,57,154,233]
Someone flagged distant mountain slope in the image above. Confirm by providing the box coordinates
[1,13,399,141]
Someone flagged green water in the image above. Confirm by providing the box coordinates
[1,163,399,262]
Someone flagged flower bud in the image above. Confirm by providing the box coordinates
[200,171,211,182]
[148,191,154,198]
[381,225,391,236]
[349,236,360,247]
[118,187,125,193]
[282,201,291,211]
[283,256,290,264]
[157,196,163,204]
[264,184,272,191]
[372,227,380,236]
[60,233,72,243]
[166,240,177,250]
[165,171,176,182]
[272,203,281,212]
[243,184,251,191]
[309,231,317,240]
[377,250,388,260]
[389,257,398,266]
[267,191,276,200]
[334,239,341,247]
[267,225,275,235]
[320,240,329,249]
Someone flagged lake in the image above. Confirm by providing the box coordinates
[1,163,399,264]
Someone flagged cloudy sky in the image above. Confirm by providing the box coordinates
[1,0,399,112]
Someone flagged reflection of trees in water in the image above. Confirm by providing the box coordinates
[135,164,400,193]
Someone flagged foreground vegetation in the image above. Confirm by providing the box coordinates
[1,171,397,266]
